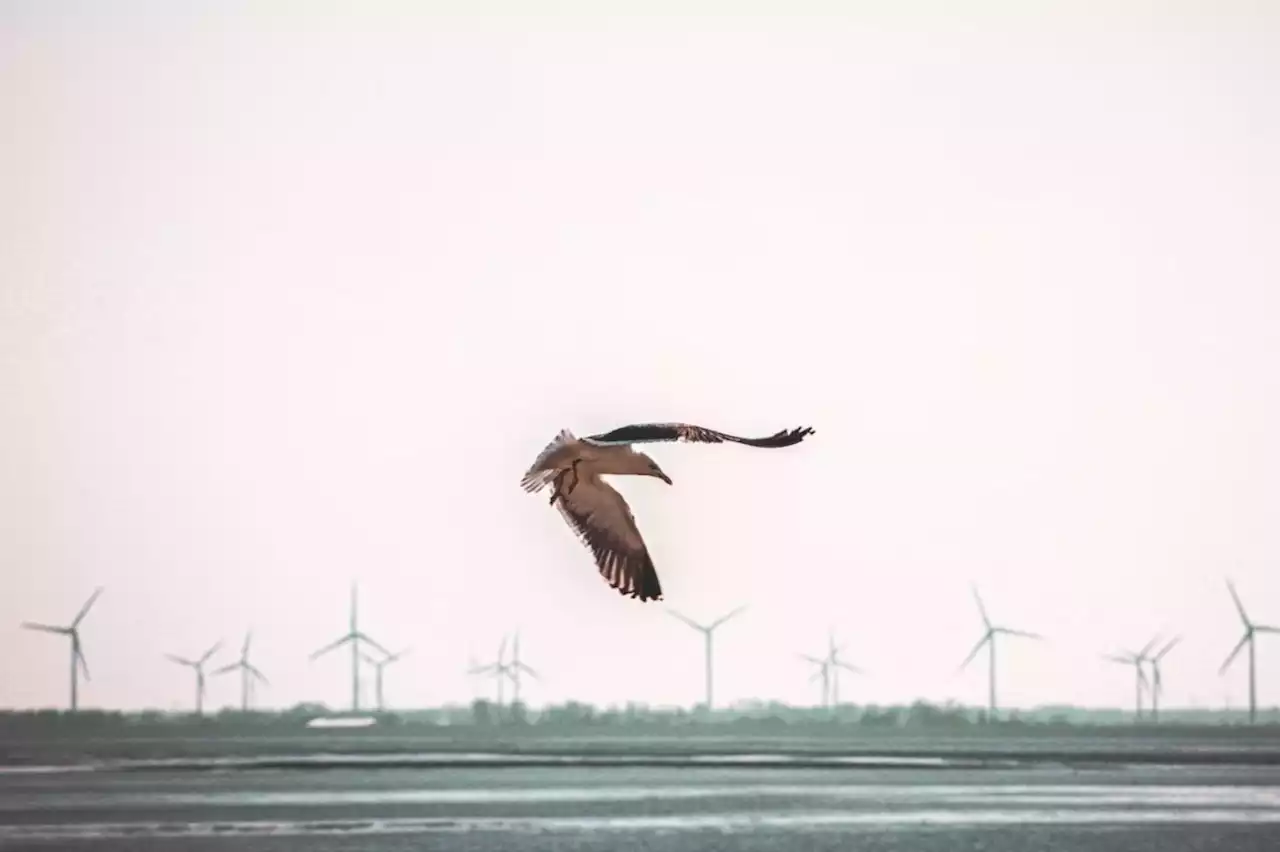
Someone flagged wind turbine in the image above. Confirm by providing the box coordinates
[1103,635,1159,721]
[359,647,409,712]
[505,631,541,706]
[20,587,103,712]
[801,629,863,709]
[799,650,831,708]
[1220,579,1280,724]
[166,640,223,715]
[667,605,747,713]
[1149,635,1181,724]
[959,585,1042,719]
[468,635,512,706]
[309,583,390,712]
[824,630,864,706]
[214,631,269,711]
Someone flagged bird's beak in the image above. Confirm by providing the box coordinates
[656,471,673,485]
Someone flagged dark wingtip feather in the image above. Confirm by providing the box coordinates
[635,556,664,601]
[748,426,815,448]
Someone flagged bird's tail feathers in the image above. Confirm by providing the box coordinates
[520,428,576,493]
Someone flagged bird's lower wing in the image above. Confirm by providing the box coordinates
[554,477,664,602]
[585,423,814,448]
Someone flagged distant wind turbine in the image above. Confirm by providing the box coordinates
[360,644,409,711]
[469,635,512,706]
[166,640,223,715]
[214,631,268,711]
[309,583,390,712]
[667,605,746,712]
[1149,635,1181,724]
[959,585,1042,719]
[1220,579,1279,725]
[20,587,103,712]
[505,632,540,706]
[1104,635,1160,721]
[800,629,863,709]
[799,650,831,708]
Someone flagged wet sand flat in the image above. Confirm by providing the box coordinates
[2,760,1280,850]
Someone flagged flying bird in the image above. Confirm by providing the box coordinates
[520,422,815,602]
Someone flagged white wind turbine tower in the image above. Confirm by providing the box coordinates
[166,640,223,715]
[1220,579,1279,725]
[959,585,1043,720]
[667,605,747,713]
[214,631,269,711]
[20,587,103,712]
[360,647,410,712]
[309,583,390,712]
[1149,635,1181,724]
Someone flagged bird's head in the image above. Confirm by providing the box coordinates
[638,453,673,485]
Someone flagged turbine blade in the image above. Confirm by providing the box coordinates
[665,609,705,632]
[711,605,747,630]
[1227,579,1251,627]
[200,641,223,665]
[519,663,540,679]
[73,587,104,627]
[1155,635,1182,660]
[166,654,195,667]
[958,634,989,671]
[497,634,509,663]
[1103,654,1134,665]
[799,653,825,665]
[76,647,90,681]
[1002,629,1043,640]
[21,622,68,635]
[971,584,991,628]
[1138,635,1162,659]
[212,662,239,675]
[1255,625,1280,635]
[836,661,864,675]
[360,652,380,666]
[248,665,269,684]
[310,635,352,661]
[1220,634,1250,674]
[242,631,253,659]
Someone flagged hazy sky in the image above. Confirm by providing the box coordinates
[3,3,1279,715]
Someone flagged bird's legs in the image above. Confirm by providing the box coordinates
[549,460,583,506]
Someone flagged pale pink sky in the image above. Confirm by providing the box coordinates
[2,4,1279,714]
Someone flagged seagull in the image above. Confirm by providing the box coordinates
[520,422,815,602]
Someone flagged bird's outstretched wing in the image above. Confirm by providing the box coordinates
[585,423,814,448]
[553,472,663,602]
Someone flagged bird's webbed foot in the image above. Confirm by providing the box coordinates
[548,461,582,506]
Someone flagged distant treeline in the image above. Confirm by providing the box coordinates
[2,699,1279,738]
